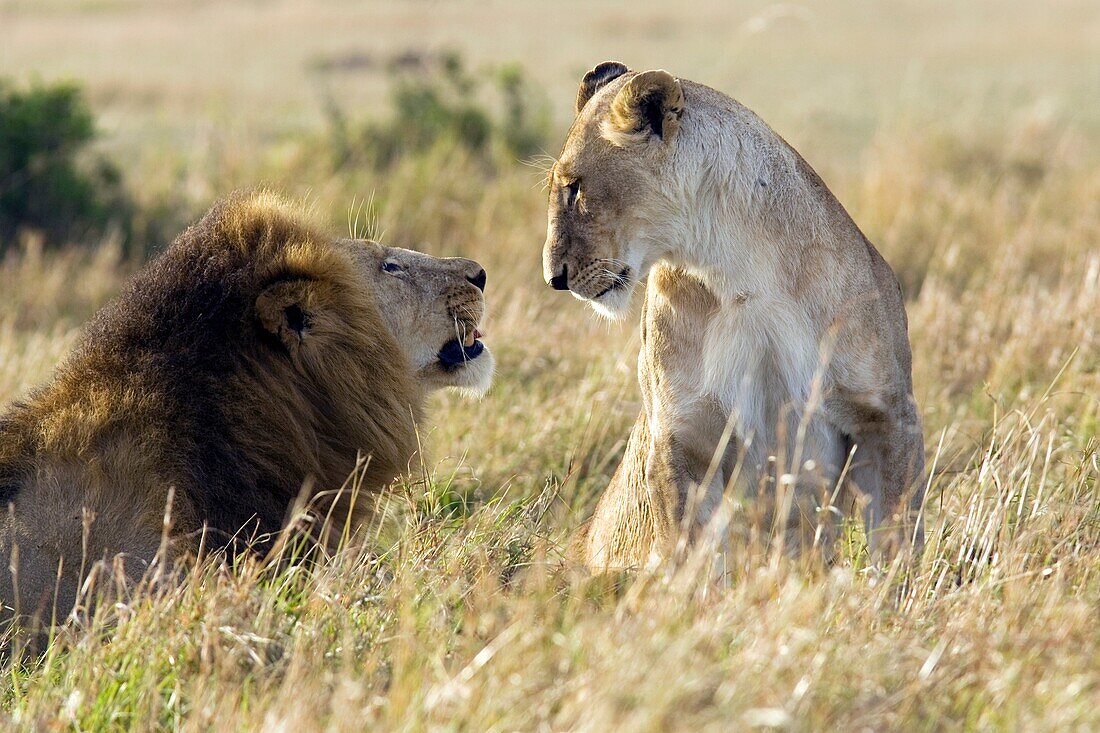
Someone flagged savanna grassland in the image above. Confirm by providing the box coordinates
[0,1,1098,729]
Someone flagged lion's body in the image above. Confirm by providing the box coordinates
[0,194,492,622]
[546,66,925,569]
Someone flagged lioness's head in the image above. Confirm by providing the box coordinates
[336,240,495,396]
[543,61,685,319]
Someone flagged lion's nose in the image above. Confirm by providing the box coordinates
[548,264,569,291]
[466,268,487,292]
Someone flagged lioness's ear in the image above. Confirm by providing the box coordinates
[256,278,316,352]
[575,61,630,113]
[607,70,684,144]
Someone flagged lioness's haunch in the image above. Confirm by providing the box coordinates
[544,62,925,569]
[0,193,493,623]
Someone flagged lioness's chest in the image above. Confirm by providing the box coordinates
[646,273,821,447]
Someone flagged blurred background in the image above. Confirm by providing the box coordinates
[3,1,1097,249]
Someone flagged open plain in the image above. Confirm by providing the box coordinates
[1,1,1098,729]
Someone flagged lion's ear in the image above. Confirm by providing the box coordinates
[256,278,316,352]
[575,61,629,113]
[607,69,684,143]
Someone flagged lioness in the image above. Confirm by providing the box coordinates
[0,193,493,622]
[544,62,924,569]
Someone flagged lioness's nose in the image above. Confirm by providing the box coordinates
[548,264,569,291]
[467,268,487,292]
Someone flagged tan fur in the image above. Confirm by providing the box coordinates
[0,193,492,623]
[546,63,925,570]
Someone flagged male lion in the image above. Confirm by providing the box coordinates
[0,192,493,623]
[544,62,924,569]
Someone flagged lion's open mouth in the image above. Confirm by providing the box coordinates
[437,329,485,371]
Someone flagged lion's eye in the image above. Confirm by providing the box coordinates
[563,179,580,209]
[381,261,405,275]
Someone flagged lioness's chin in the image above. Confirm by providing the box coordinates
[575,278,637,321]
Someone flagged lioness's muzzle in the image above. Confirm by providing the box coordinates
[548,263,570,291]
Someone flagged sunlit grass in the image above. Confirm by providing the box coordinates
[0,114,1095,729]
[0,1,1098,728]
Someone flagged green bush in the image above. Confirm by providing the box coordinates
[0,79,131,250]
[324,52,550,170]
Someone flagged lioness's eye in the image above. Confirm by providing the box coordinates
[563,179,580,209]
[381,261,404,274]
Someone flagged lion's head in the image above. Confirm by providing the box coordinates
[333,239,494,397]
[543,61,685,319]
[228,196,494,406]
[211,192,495,502]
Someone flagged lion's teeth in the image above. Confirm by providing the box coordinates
[463,334,475,347]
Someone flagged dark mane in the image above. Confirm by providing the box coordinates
[2,193,423,553]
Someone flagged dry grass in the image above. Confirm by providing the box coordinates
[1,1,1098,730]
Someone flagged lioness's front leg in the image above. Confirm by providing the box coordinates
[582,268,730,570]
[582,410,677,569]
[582,408,729,570]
